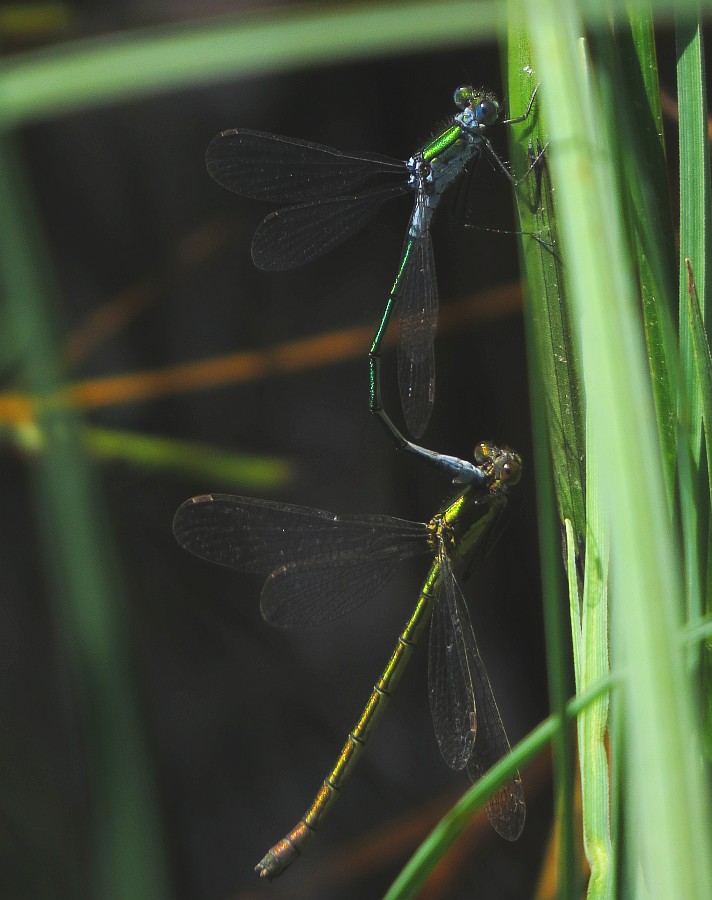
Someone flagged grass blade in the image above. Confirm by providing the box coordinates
[505,23,580,898]
[0,133,171,900]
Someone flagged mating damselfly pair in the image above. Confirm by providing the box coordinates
[174,82,537,879]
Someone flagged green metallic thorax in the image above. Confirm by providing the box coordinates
[441,486,501,559]
[422,124,466,162]
[420,486,502,598]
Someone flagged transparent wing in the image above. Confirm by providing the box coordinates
[457,563,525,840]
[206,129,405,204]
[465,661,526,841]
[427,544,478,771]
[429,544,525,841]
[262,547,420,628]
[173,494,431,627]
[396,195,438,437]
[251,184,409,271]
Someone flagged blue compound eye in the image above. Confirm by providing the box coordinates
[475,99,499,126]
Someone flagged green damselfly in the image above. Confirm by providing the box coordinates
[206,86,537,439]
[173,440,525,878]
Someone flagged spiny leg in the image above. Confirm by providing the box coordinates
[500,83,539,126]
[482,84,543,185]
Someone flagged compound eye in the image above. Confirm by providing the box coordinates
[475,99,499,126]
[453,85,474,110]
[500,458,522,485]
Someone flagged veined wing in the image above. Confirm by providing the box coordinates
[465,642,526,841]
[427,544,478,771]
[251,184,409,271]
[173,494,431,628]
[396,194,438,438]
[261,547,423,628]
[429,545,525,840]
[206,129,405,204]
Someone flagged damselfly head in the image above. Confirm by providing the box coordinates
[473,442,523,490]
[452,86,501,127]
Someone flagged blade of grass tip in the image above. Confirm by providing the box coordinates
[677,12,712,451]
[505,22,580,898]
[527,3,712,898]
[0,132,171,900]
[592,1,679,510]
[676,12,712,631]
[685,258,712,757]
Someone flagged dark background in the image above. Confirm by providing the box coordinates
[6,7,689,900]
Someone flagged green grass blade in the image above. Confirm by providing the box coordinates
[0,2,510,128]
[6,423,295,490]
[506,32,586,549]
[0,1,701,130]
[676,10,712,722]
[686,262,712,539]
[578,415,613,900]
[527,2,712,898]
[677,12,712,446]
[0,133,171,900]
[85,427,295,489]
[528,343,579,900]
[686,263,712,757]
[566,519,582,684]
[595,2,679,507]
[505,23,579,898]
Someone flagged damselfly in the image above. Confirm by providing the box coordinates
[206,86,537,439]
[173,440,525,879]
